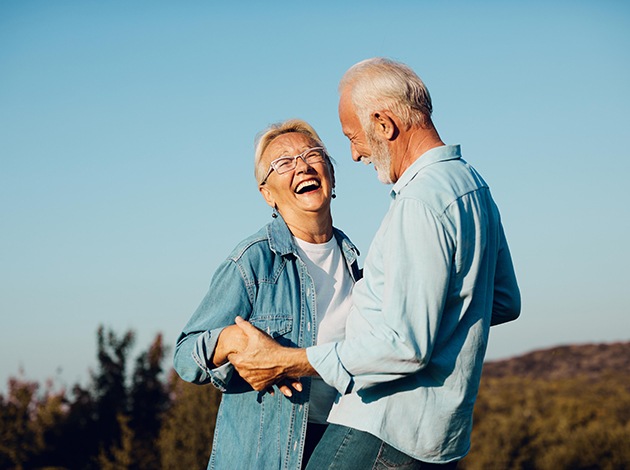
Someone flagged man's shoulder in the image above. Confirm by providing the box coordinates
[399,158,488,214]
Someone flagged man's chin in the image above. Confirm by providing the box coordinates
[375,168,393,185]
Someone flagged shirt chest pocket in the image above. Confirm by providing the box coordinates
[250,314,294,345]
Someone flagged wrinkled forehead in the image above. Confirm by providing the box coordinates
[263,132,320,161]
[338,92,362,137]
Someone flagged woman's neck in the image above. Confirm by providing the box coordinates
[284,211,333,244]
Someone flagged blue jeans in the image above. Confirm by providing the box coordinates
[305,424,459,470]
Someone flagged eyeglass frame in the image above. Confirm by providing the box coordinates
[259,146,328,185]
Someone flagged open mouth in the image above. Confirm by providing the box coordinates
[295,179,321,194]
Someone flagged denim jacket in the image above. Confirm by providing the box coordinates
[173,216,361,470]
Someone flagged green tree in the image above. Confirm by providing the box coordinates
[158,370,221,469]
[0,377,66,469]
[92,325,135,462]
[129,333,169,469]
[0,378,41,469]
[98,414,134,470]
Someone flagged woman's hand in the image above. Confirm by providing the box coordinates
[212,324,248,367]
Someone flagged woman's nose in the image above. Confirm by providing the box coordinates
[295,156,314,173]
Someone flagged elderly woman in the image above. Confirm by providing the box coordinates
[173,119,360,469]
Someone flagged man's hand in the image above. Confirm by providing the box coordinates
[212,324,248,368]
[228,317,316,396]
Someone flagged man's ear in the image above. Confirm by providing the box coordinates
[259,185,275,208]
[372,111,397,141]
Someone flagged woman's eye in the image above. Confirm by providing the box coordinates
[305,151,323,162]
[275,158,293,169]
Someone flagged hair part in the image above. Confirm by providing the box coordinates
[339,57,433,131]
[254,119,331,185]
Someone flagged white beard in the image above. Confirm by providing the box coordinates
[366,131,393,185]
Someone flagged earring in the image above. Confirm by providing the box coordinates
[272,207,278,218]
[331,188,337,199]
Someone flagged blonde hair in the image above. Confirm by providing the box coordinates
[339,57,433,130]
[254,119,328,184]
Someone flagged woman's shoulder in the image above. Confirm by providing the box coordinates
[226,223,274,263]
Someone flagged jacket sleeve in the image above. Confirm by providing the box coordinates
[173,258,253,392]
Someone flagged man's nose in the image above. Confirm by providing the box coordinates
[350,144,361,162]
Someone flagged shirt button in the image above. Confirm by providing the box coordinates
[306,288,311,296]
[307,322,311,331]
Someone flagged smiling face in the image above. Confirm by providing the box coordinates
[339,89,394,184]
[259,132,335,226]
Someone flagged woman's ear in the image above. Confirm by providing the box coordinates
[329,161,336,188]
[372,111,397,141]
[259,185,275,209]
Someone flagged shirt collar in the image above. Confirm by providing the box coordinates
[390,144,462,199]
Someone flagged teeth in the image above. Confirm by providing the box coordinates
[296,180,320,193]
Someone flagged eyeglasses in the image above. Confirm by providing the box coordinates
[260,147,327,185]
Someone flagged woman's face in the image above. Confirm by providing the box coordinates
[259,132,335,223]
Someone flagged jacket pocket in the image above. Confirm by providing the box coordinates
[250,314,293,338]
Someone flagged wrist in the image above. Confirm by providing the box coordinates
[282,347,315,377]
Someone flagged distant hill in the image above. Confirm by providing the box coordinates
[461,342,630,469]
[482,341,630,381]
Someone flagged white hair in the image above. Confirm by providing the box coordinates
[339,57,433,130]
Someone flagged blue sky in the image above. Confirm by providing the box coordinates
[1,1,629,390]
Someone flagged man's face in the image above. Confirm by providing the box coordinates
[339,90,394,184]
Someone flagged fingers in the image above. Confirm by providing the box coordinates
[277,384,293,397]
[235,315,253,329]
[276,378,303,397]
[234,316,266,339]
[290,379,303,392]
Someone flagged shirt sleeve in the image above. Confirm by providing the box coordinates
[308,198,453,393]
[173,258,253,392]
[490,223,521,326]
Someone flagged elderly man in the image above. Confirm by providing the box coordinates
[230,57,521,469]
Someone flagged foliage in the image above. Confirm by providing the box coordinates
[0,378,65,470]
[460,372,630,470]
[158,370,221,469]
[0,326,172,469]
[129,333,170,469]
[2,337,629,469]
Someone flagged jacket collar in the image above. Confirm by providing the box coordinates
[266,215,359,264]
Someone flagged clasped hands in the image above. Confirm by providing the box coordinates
[217,316,304,397]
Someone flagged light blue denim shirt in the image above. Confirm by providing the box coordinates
[307,145,520,463]
[173,216,360,470]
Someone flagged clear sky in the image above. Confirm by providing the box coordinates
[1,1,629,390]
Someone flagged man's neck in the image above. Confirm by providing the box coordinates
[392,125,444,181]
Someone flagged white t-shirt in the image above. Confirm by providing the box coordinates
[294,236,354,424]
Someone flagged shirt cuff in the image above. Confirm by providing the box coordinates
[192,327,234,391]
[307,343,353,394]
